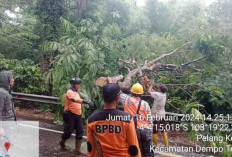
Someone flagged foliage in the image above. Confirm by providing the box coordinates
[33,0,66,73]
[34,0,66,42]
[104,0,130,28]
[0,54,48,94]
[209,0,232,35]
[43,17,115,118]
[0,1,39,62]
[145,0,171,33]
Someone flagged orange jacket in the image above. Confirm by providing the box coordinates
[64,88,82,115]
[124,96,151,129]
[87,109,141,157]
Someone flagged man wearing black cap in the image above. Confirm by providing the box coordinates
[87,83,141,157]
[60,77,94,155]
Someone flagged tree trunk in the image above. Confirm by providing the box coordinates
[76,0,88,19]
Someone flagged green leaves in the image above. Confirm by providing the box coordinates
[191,108,204,122]
[48,17,111,119]
[183,102,204,114]
[60,17,77,35]
[0,56,47,94]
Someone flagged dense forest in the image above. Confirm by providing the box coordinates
[1,0,232,155]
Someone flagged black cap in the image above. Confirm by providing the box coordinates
[70,77,82,84]
[103,83,120,103]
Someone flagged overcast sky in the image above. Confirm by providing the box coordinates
[6,0,217,18]
[136,0,217,7]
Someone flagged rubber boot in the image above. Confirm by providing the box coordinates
[59,139,68,151]
[152,134,158,147]
[162,132,169,147]
[74,139,86,155]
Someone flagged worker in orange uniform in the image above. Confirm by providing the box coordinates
[87,83,141,157]
[148,82,168,147]
[60,77,94,155]
[122,83,153,157]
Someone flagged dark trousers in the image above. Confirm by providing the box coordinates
[61,111,84,140]
[137,128,154,157]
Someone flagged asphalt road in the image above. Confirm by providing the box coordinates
[17,117,86,157]
[17,116,209,157]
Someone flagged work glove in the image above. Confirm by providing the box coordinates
[83,100,95,108]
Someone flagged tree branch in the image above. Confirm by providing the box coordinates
[181,56,206,69]
[164,83,201,87]
[119,59,136,66]
[149,63,177,72]
[96,42,193,92]
[145,41,192,67]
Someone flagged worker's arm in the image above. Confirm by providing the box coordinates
[66,90,84,103]
[118,93,127,108]
[126,119,141,157]
[148,82,155,94]
[87,121,98,157]
[66,90,94,107]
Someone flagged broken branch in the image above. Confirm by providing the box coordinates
[145,41,192,67]
[181,56,206,69]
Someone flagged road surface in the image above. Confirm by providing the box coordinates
[16,113,211,157]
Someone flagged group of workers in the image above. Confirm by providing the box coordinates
[60,77,169,157]
[0,70,169,156]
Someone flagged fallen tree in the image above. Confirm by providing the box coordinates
[96,41,203,92]
[95,41,231,110]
